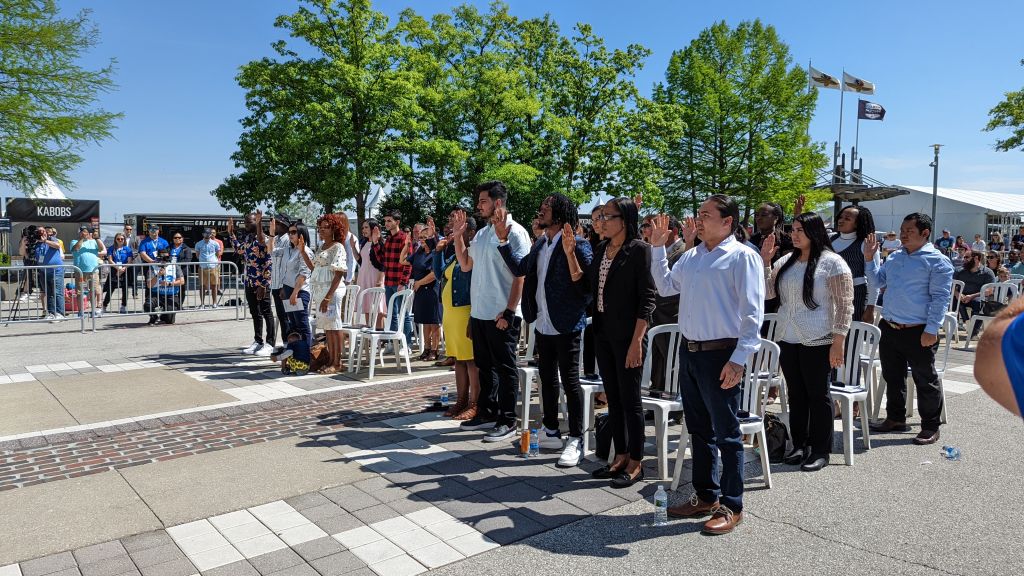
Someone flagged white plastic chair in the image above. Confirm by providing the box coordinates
[342,287,385,368]
[829,321,881,465]
[963,282,1019,350]
[948,280,965,344]
[874,313,956,424]
[351,289,414,378]
[758,313,788,414]
[639,325,684,481]
[671,338,779,491]
[519,318,585,433]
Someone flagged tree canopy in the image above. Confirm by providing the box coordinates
[984,59,1024,153]
[0,0,121,195]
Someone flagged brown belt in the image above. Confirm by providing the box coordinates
[684,338,738,352]
[885,320,925,330]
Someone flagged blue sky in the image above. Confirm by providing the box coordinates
[4,0,1024,221]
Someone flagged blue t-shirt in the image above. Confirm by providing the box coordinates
[139,236,169,261]
[108,245,133,264]
[195,239,221,269]
[35,241,63,266]
[168,244,190,263]
[1002,313,1024,417]
[71,239,102,273]
[151,264,181,295]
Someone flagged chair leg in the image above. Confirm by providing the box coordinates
[400,337,411,374]
[842,397,854,466]
[872,370,885,421]
[859,398,872,450]
[939,375,948,425]
[353,337,365,373]
[368,336,378,379]
[671,430,690,492]
[757,429,772,489]
[777,378,789,414]
[655,409,669,481]
[518,369,532,434]
[963,319,978,350]
[581,392,593,456]
[347,332,358,372]
[906,375,915,420]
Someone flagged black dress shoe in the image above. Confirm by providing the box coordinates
[610,466,645,488]
[913,429,940,445]
[783,448,806,465]
[591,464,623,479]
[801,455,829,472]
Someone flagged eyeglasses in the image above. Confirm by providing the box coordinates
[597,213,621,221]
[640,223,652,229]
[173,236,183,240]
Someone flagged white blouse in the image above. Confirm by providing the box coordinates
[766,251,854,346]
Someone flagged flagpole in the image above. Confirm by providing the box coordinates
[838,68,845,155]
[855,113,860,155]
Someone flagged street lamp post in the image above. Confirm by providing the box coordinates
[929,144,942,241]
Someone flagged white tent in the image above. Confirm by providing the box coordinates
[29,175,68,200]
[859,185,1024,239]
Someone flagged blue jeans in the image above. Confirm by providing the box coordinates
[43,268,65,316]
[283,286,312,347]
[679,345,744,512]
[385,285,413,346]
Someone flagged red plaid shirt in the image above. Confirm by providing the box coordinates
[372,230,411,287]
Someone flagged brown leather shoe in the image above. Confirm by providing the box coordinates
[702,506,743,535]
[869,418,911,433]
[667,493,719,519]
[913,429,940,445]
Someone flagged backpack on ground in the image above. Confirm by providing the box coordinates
[758,412,789,464]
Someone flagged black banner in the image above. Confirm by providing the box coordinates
[857,99,886,121]
[5,198,100,223]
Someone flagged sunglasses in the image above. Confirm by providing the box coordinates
[173,236,183,239]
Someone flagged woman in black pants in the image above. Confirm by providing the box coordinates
[567,197,655,487]
[761,212,854,471]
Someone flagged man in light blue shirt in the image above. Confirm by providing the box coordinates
[864,212,953,445]
[195,228,223,308]
[453,180,530,443]
[649,195,764,535]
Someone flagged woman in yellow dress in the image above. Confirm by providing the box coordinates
[432,210,478,419]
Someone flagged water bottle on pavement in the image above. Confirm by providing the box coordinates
[941,445,961,461]
[653,485,668,526]
[528,428,540,458]
[440,386,449,407]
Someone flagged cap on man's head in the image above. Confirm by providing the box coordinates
[273,212,293,226]
[79,225,91,232]
[148,224,159,231]
[942,229,950,233]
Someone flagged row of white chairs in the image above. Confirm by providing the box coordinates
[319,284,416,379]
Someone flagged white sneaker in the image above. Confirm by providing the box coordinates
[45,313,56,321]
[94,308,104,317]
[53,313,66,322]
[538,426,564,450]
[556,436,583,468]
[254,344,273,357]
[242,341,260,354]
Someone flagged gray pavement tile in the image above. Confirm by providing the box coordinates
[470,509,547,545]
[308,512,364,535]
[137,558,196,576]
[248,549,305,576]
[378,468,442,489]
[350,503,400,525]
[45,569,81,576]
[404,477,476,503]
[319,485,381,512]
[308,552,365,576]
[128,544,187,569]
[21,552,78,576]
[554,485,631,515]
[77,367,100,374]
[78,556,137,576]
[433,494,508,523]
[335,570,371,576]
[513,497,589,529]
[351,478,413,504]
[378,431,417,444]
[297,503,347,524]
[480,481,548,506]
[120,528,175,553]
[264,564,319,576]
[384,496,432,516]
[72,541,128,566]
[292,537,346,562]
[200,560,259,576]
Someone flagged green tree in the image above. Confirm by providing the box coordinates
[654,20,826,219]
[214,0,421,225]
[984,59,1024,152]
[0,0,120,195]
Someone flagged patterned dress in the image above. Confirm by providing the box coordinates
[310,243,348,330]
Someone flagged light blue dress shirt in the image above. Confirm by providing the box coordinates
[864,242,954,335]
[468,214,530,321]
[651,235,765,366]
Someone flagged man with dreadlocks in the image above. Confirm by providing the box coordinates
[498,193,593,467]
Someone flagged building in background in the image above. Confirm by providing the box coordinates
[860,186,1024,240]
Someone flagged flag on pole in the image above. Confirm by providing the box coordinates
[808,65,841,90]
[843,72,875,94]
[857,99,886,120]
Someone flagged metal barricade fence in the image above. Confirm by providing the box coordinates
[0,261,244,333]
[0,263,87,332]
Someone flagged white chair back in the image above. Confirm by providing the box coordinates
[762,313,779,341]
[937,312,957,373]
[836,321,881,389]
[981,281,1019,304]
[384,289,415,334]
[949,280,965,315]
[341,284,361,325]
[741,338,780,416]
[640,324,682,397]
[358,286,386,326]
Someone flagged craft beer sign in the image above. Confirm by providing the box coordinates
[5,198,100,223]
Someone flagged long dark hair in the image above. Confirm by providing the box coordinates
[360,218,379,247]
[604,196,640,243]
[291,221,311,247]
[837,205,876,242]
[775,212,833,310]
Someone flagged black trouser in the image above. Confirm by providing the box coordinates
[582,323,597,375]
[470,316,521,427]
[245,285,276,346]
[535,330,584,438]
[272,287,290,342]
[595,328,645,460]
[778,341,833,456]
[144,291,180,324]
[103,270,129,308]
[879,322,943,429]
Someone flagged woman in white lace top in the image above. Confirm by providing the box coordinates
[761,212,854,472]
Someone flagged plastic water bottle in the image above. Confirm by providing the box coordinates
[653,485,668,526]
[528,428,540,458]
[941,445,961,461]
[439,386,449,407]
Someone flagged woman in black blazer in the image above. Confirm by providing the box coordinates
[566,196,656,487]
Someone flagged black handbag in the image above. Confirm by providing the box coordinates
[979,300,1008,317]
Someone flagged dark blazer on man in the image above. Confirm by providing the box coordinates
[586,238,656,341]
[498,232,593,334]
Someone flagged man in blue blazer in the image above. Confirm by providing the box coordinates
[497,193,593,467]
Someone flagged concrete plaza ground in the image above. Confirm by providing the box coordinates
[0,312,1021,576]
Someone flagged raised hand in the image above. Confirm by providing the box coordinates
[451,210,467,241]
[255,210,263,225]
[682,216,697,247]
[295,232,305,249]
[435,238,448,252]
[269,216,276,236]
[633,193,643,209]
[794,194,806,217]
[370,227,381,243]
[493,206,509,240]
[649,214,670,247]
[227,217,234,234]
[863,232,879,261]
[426,216,436,238]
[759,232,778,264]
[560,222,576,256]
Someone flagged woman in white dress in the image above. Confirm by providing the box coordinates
[300,213,348,374]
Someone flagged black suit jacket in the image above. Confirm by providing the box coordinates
[498,235,593,334]
[586,238,656,341]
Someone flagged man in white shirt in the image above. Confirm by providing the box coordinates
[268,212,294,350]
[649,195,764,535]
